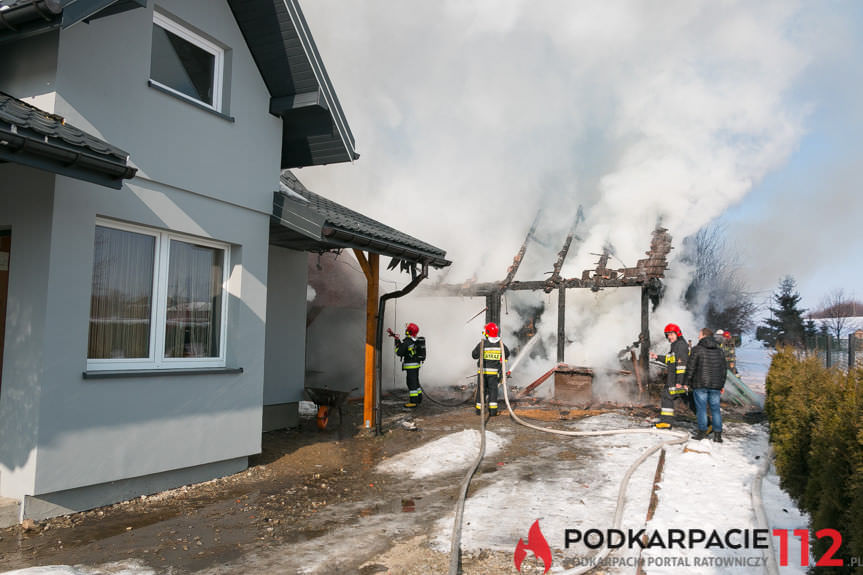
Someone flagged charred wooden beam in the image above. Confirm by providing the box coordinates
[545,205,584,293]
[502,208,543,289]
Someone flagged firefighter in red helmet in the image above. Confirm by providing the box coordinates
[472,322,510,416]
[649,322,691,429]
[389,322,426,408]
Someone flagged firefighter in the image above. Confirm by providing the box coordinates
[472,322,511,416]
[719,330,737,374]
[391,322,425,408]
[649,323,690,429]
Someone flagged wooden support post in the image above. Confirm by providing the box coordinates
[640,285,650,381]
[354,249,379,429]
[849,334,856,370]
[486,291,501,326]
[557,284,566,363]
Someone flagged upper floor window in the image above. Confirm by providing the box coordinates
[150,11,224,111]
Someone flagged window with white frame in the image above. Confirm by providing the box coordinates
[150,11,224,110]
[87,221,229,370]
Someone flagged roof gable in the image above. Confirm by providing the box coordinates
[226,0,358,169]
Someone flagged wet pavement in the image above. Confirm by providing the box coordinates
[0,393,763,575]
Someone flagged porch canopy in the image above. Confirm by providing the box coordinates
[270,170,450,269]
[271,170,450,429]
[0,92,137,189]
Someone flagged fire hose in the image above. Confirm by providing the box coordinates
[448,338,780,574]
[448,340,487,575]
[448,337,686,575]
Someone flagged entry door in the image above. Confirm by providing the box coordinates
[0,231,9,393]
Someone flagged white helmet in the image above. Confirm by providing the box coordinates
[716,329,724,336]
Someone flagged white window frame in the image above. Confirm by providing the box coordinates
[151,11,224,112]
[87,219,230,371]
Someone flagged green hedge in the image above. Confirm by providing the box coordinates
[765,348,863,573]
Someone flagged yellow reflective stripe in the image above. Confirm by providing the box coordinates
[661,408,674,416]
[475,403,482,409]
[483,349,502,360]
[409,390,421,397]
[477,369,500,375]
[489,403,498,409]
[404,364,421,369]
[665,354,675,364]
[676,368,686,374]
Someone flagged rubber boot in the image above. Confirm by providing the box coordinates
[713,431,723,443]
[691,429,709,441]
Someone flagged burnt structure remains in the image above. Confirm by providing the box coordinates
[431,208,673,382]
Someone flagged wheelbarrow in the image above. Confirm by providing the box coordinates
[304,387,356,430]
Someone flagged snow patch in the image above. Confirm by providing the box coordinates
[376,429,509,479]
[2,560,155,575]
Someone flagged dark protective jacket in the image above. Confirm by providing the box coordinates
[472,339,511,375]
[395,337,422,371]
[686,336,727,390]
[657,336,690,387]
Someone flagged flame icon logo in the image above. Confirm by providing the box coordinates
[514,519,552,573]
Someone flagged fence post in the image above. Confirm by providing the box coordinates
[826,335,832,368]
[850,334,856,369]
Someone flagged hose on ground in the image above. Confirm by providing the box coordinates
[751,444,780,575]
[498,368,689,574]
[447,337,690,575]
[449,343,486,575]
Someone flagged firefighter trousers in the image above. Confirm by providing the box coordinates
[475,373,500,410]
[659,385,690,422]
[405,369,422,404]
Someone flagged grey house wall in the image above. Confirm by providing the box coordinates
[262,245,308,431]
[0,0,297,519]
[0,165,56,503]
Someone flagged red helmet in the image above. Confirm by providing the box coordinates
[723,331,732,339]
[405,322,419,337]
[484,322,500,338]
[663,323,682,337]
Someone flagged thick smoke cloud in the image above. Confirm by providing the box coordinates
[295,1,821,391]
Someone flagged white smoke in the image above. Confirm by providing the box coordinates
[296,0,814,393]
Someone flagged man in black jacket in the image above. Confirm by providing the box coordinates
[686,328,727,442]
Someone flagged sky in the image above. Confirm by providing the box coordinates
[292,0,863,330]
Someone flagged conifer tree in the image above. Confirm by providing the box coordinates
[757,276,806,347]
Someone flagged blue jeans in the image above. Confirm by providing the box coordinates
[693,388,722,433]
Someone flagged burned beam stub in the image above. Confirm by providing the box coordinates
[581,227,672,285]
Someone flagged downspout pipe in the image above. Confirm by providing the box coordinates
[374,262,429,435]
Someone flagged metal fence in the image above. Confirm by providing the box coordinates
[805,334,863,370]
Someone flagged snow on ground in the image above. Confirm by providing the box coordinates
[376,428,510,479]
[2,561,154,575]
[431,413,662,558]
[412,411,809,574]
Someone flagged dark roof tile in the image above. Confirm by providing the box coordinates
[0,92,129,161]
